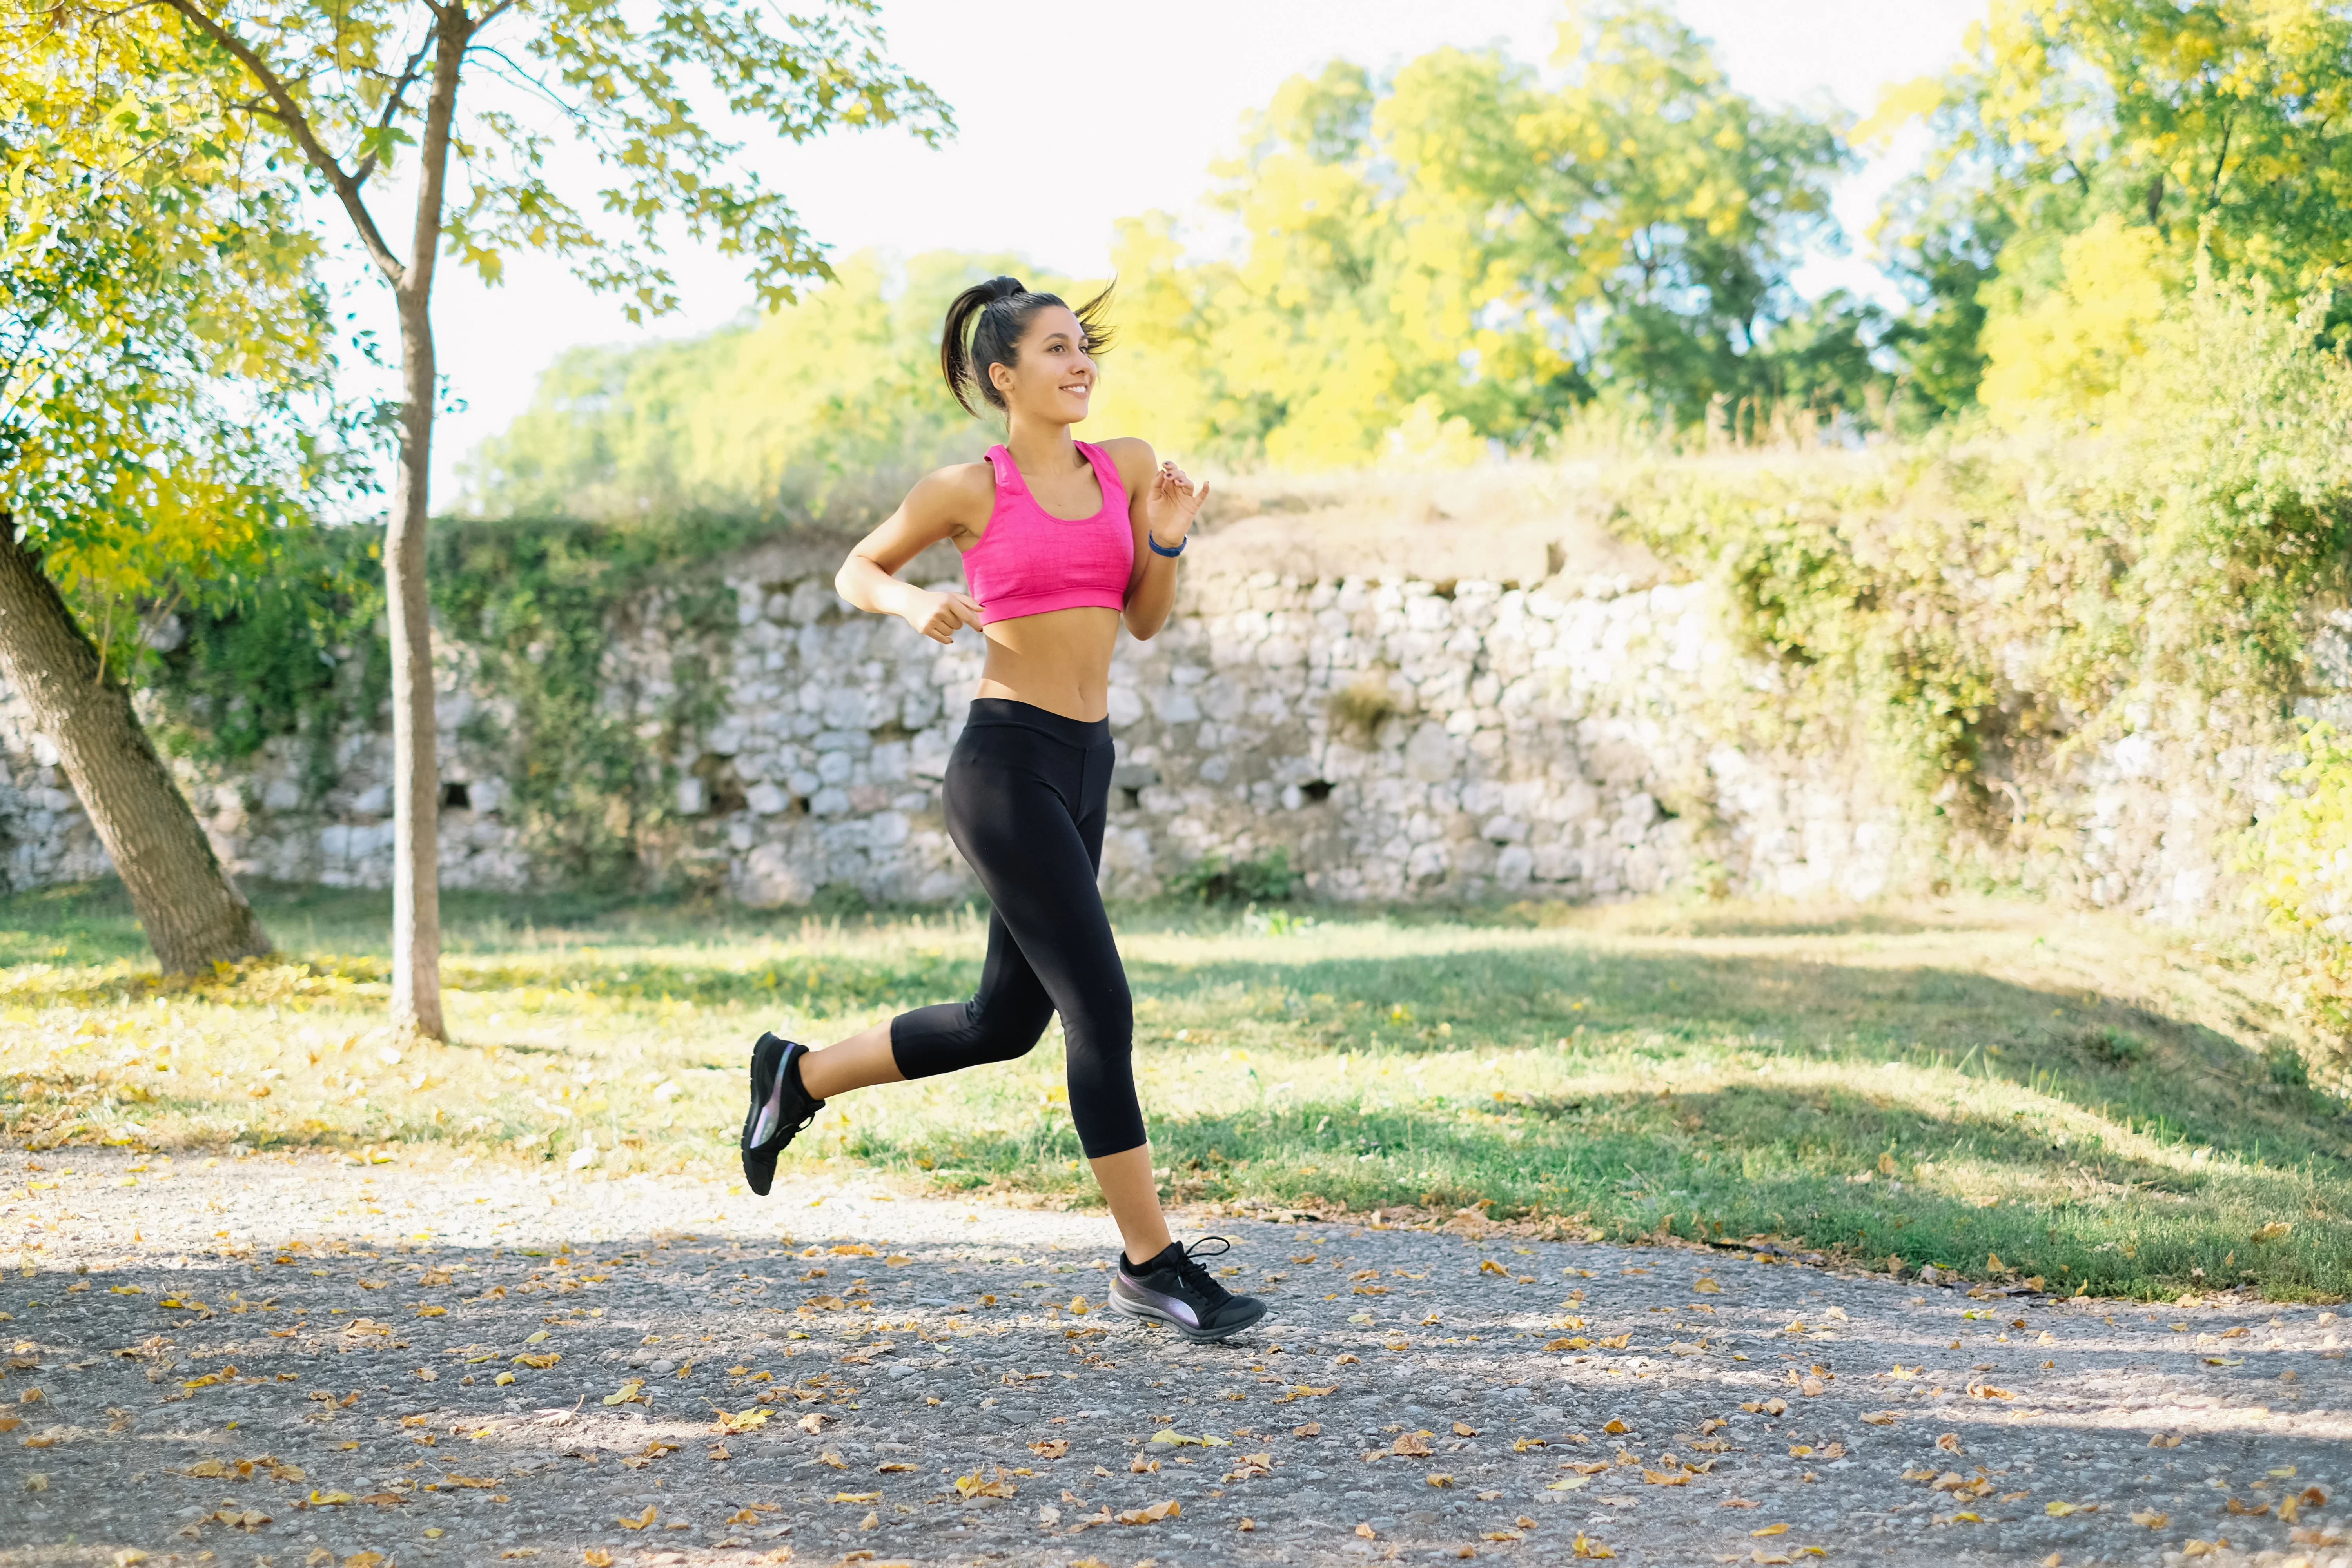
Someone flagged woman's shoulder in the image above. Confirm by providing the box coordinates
[907,457,1000,517]
[1085,436,1157,487]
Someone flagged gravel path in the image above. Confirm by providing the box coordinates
[4,1146,2349,1568]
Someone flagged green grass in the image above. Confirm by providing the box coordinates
[5,882,2349,1301]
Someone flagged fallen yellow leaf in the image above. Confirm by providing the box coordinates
[954,1468,1018,1499]
[618,1506,657,1530]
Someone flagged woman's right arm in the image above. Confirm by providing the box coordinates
[836,465,991,645]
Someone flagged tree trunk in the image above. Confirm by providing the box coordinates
[385,286,443,1039]
[383,6,472,1042]
[0,517,271,973]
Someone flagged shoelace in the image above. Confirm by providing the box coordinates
[1171,1237,1236,1302]
[753,1047,825,1148]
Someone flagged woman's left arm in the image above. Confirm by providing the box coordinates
[1106,437,1207,641]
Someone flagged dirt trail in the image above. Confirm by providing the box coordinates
[2,1146,2343,1567]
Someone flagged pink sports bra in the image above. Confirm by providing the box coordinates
[962,441,1133,626]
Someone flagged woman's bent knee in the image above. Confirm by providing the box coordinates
[890,998,1049,1079]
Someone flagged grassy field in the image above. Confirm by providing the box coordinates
[4,880,2349,1301]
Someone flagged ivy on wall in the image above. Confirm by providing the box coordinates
[132,513,767,892]
[1611,273,2352,843]
[430,517,749,887]
[145,529,386,791]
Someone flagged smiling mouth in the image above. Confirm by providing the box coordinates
[1061,384,1090,395]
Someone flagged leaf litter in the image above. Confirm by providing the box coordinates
[12,1149,2352,1566]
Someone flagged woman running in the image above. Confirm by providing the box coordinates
[737,275,1263,1344]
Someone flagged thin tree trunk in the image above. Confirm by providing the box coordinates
[385,288,442,1039]
[384,6,471,1042]
[0,517,270,972]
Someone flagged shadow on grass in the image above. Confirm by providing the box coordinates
[835,1068,2352,1300]
[10,881,2347,1298]
[1127,942,2338,1152]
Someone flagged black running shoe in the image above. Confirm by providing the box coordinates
[740,1033,824,1196]
[1109,1237,1266,1343]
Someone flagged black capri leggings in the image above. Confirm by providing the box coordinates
[888,698,1145,1158]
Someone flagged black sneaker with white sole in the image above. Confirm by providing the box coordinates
[740,1032,824,1196]
[1109,1237,1266,1343]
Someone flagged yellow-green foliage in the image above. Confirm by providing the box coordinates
[1038,8,1860,470]
[1614,268,2352,813]
[2246,722,2352,1053]
[1976,213,2179,423]
[467,4,1870,513]
[462,251,1035,524]
[1,8,335,626]
[1878,0,2352,418]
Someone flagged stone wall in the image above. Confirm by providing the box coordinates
[0,514,2327,915]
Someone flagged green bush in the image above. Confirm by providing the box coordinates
[137,514,755,893]
[2243,719,2352,1067]
[2076,1025,2148,1067]
[1168,848,1298,906]
[1613,269,2352,831]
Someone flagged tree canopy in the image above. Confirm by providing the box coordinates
[1094,5,1879,470]
[1876,0,2352,422]
[0,7,339,630]
[468,2,1895,509]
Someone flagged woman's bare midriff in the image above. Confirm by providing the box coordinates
[973,605,1122,721]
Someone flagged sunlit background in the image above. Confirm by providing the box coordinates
[360,0,1988,503]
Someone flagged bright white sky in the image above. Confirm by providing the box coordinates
[345,0,1989,506]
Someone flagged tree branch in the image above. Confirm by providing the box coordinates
[351,33,440,189]
[2206,110,2236,208]
[467,43,585,120]
[156,0,408,287]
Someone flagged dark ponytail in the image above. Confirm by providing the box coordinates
[940,274,1116,417]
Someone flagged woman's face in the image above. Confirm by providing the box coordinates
[989,305,1096,425]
